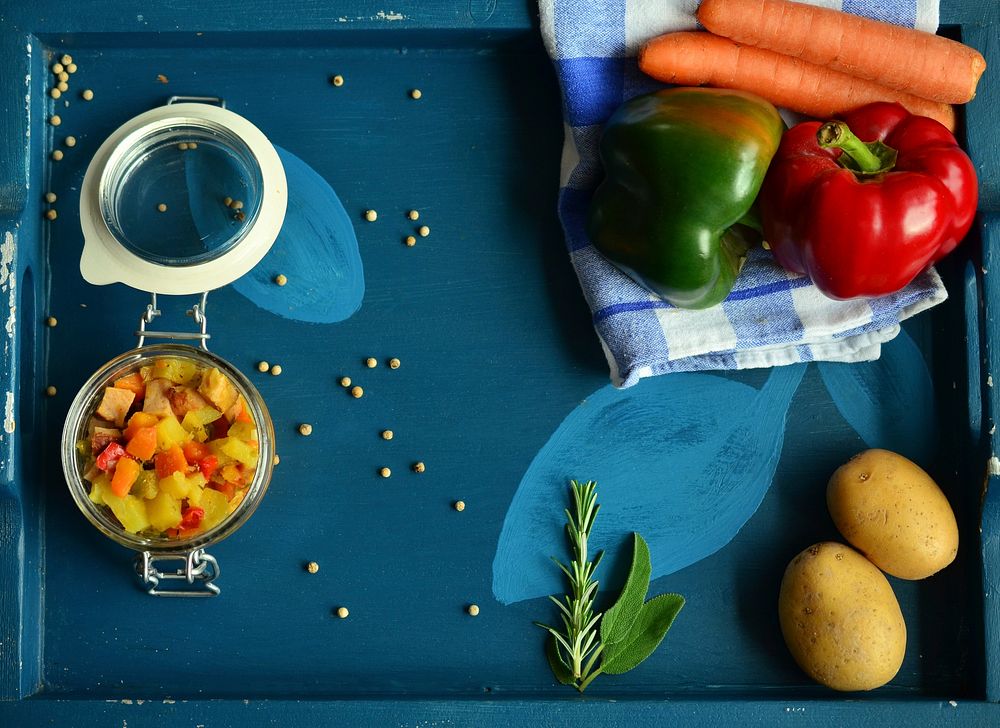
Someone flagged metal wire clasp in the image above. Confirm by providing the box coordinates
[135,549,221,597]
[136,292,211,350]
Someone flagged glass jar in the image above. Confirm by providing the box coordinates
[61,343,276,596]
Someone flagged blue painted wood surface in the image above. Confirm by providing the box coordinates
[0,0,997,724]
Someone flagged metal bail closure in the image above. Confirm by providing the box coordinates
[79,99,287,295]
[136,549,221,597]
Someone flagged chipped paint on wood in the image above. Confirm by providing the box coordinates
[3,392,13,434]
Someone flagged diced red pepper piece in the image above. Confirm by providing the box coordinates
[209,417,229,441]
[125,426,157,462]
[154,445,188,479]
[95,441,127,471]
[179,506,205,530]
[198,455,219,480]
[110,457,141,497]
[182,440,211,463]
[209,479,236,501]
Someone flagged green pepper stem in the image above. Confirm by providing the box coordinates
[816,121,883,174]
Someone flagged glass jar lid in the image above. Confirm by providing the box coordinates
[79,101,287,295]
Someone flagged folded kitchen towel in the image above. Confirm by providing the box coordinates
[540,0,946,387]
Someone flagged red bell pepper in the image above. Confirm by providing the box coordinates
[95,441,126,471]
[759,102,977,299]
[179,506,205,530]
[198,455,219,480]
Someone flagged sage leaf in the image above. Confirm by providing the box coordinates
[601,593,685,675]
[545,634,577,686]
[599,533,651,648]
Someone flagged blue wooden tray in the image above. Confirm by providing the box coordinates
[1,1,999,725]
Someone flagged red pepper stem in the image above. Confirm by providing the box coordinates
[817,121,884,174]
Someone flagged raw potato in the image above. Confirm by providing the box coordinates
[779,542,905,691]
[827,449,958,580]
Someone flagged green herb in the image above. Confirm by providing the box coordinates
[536,480,685,692]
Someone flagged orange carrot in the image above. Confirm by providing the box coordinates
[697,0,985,104]
[639,32,955,131]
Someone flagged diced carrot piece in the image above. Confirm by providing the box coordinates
[125,426,157,461]
[154,445,188,479]
[123,411,159,440]
[110,457,141,497]
[182,440,211,462]
[114,372,147,399]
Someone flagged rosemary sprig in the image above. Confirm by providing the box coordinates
[535,479,604,692]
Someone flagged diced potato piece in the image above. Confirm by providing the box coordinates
[153,357,198,385]
[158,472,189,499]
[227,421,256,442]
[199,488,231,531]
[143,378,174,417]
[96,387,135,428]
[88,473,111,504]
[198,368,238,412]
[147,491,183,531]
[156,416,191,452]
[217,437,258,468]
[103,491,151,534]
[168,386,209,417]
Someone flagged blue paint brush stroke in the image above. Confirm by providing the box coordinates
[231,146,364,323]
[818,329,936,464]
[492,364,806,605]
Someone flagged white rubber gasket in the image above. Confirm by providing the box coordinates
[79,103,287,295]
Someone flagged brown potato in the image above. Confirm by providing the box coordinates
[827,449,958,580]
[779,542,905,691]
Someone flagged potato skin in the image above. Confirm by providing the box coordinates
[779,542,905,691]
[827,449,958,580]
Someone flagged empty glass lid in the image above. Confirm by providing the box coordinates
[79,101,286,295]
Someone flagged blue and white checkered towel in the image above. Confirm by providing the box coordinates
[541,0,946,387]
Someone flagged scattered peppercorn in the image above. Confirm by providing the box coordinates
[412,461,425,473]
[467,604,480,617]
[235,211,246,222]
[454,500,466,512]
[64,136,76,147]
[351,386,364,399]
[299,423,314,436]
[381,430,393,440]
[365,357,377,368]
[49,88,61,99]
[57,71,69,82]
[257,361,270,373]
[57,81,68,92]
[336,607,349,619]
[60,54,72,65]
[156,74,169,84]
[223,196,233,206]
[379,467,391,478]
[188,142,198,149]
[52,62,64,74]
[404,236,416,247]
[410,88,423,100]
[45,316,57,327]
[271,364,283,376]
[45,209,57,221]
[388,358,400,369]
[51,150,63,161]
[275,274,288,286]
[339,376,351,387]
[364,209,377,222]
[45,386,57,397]
[157,203,168,212]
[331,74,344,87]
[407,210,419,220]
[44,192,56,203]
[66,63,77,74]
[273,454,281,466]
[81,89,94,101]
[418,225,430,237]
[178,142,189,151]
[231,200,244,210]
[306,561,320,574]
[49,115,61,126]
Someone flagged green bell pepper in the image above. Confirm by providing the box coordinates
[587,88,784,309]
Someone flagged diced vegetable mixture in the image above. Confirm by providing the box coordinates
[78,357,259,539]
